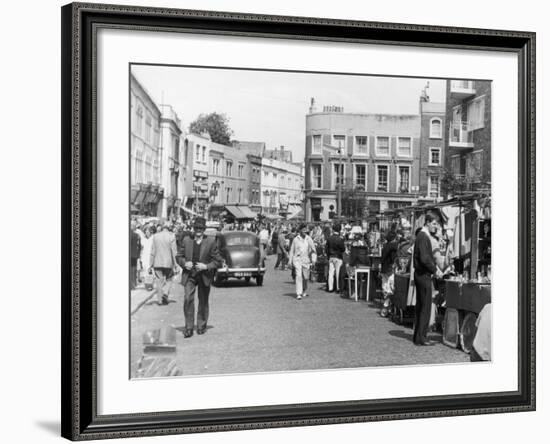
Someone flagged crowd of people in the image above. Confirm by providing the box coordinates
[130,211,473,351]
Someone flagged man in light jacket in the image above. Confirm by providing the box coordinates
[149,222,178,305]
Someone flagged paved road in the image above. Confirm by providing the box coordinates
[131,255,469,377]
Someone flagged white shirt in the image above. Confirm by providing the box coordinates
[259,229,270,243]
[289,234,316,267]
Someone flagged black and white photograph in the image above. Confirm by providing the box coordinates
[129,65,492,378]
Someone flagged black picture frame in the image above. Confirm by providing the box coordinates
[61,2,536,440]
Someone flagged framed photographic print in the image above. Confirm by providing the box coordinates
[61,2,536,440]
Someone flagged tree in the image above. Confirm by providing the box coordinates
[188,112,234,145]
[440,168,466,198]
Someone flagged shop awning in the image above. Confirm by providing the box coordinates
[238,206,258,219]
[225,205,246,219]
[288,209,304,220]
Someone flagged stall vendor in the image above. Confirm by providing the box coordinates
[412,211,443,346]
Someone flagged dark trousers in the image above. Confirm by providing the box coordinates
[413,272,432,344]
[275,252,287,269]
[183,278,211,330]
[130,258,138,290]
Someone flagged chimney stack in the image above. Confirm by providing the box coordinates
[309,97,317,114]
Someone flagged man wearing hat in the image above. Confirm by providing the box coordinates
[176,217,223,338]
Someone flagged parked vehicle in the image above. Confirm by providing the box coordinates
[205,220,221,237]
[214,231,266,286]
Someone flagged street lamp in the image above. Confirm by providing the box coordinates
[337,147,343,219]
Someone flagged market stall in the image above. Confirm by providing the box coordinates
[383,193,492,350]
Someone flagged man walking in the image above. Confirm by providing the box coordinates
[176,217,223,338]
[326,223,345,293]
[412,211,443,345]
[149,222,178,305]
[130,221,142,290]
[288,223,317,300]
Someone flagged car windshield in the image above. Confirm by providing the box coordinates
[223,233,257,247]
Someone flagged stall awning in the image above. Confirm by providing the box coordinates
[238,206,258,219]
[225,205,246,219]
[288,209,304,220]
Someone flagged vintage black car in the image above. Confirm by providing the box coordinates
[214,231,266,286]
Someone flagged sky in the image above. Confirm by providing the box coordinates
[131,65,446,161]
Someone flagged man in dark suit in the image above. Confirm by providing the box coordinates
[176,217,223,338]
[130,221,141,291]
[326,223,345,293]
[412,211,443,346]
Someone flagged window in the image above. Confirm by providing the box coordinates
[397,166,410,193]
[333,163,345,188]
[311,164,322,189]
[312,135,322,154]
[397,137,412,157]
[201,146,206,163]
[211,159,219,175]
[451,155,462,175]
[135,106,144,136]
[195,145,201,162]
[332,135,346,152]
[354,136,368,155]
[375,136,390,157]
[376,165,389,192]
[145,115,152,142]
[135,151,143,183]
[429,175,440,198]
[238,164,244,177]
[467,96,486,130]
[466,151,483,179]
[238,188,242,203]
[288,176,291,188]
[354,164,366,187]
[429,148,441,166]
[226,161,233,177]
[430,118,442,138]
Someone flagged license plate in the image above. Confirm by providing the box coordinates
[234,272,252,277]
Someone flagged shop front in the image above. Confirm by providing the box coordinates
[130,183,164,217]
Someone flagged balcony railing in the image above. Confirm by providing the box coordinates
[449,122,474,149]
[450,80,476,97]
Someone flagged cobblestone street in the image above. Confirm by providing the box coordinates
[131,255,469,377]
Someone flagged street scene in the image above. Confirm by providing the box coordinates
[131,254,470,377]
[130,65,492,378]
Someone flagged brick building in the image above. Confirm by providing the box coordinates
[304,103,421,222]
[418,98,446,200]
[444,80,491,193]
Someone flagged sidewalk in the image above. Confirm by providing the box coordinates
[130,286,157,315]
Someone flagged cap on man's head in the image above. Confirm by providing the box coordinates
[194,217,207,229]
